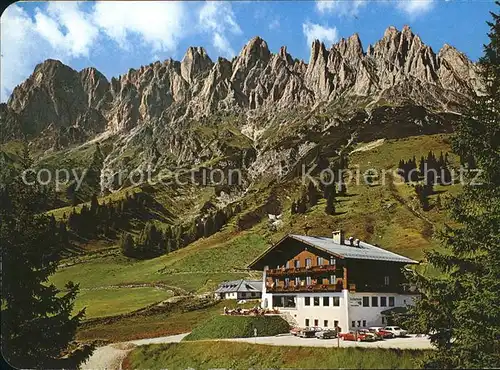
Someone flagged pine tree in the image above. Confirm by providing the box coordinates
[406,7,500,368]
[325,192,336,215]
[1,149,93,368]
[120,232,135,257]
[90,194,99,215]
[307,181,318,208]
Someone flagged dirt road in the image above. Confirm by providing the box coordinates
[221,334,433,349]
[81,333,431,369]
[80,333,189,370]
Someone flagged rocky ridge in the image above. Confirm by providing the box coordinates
[1,25,481,144]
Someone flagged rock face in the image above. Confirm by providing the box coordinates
[1,26,481,148]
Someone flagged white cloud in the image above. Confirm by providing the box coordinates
[198,2,242,58]
[1,5,50,101]
[316,0,367,16]
[0,1,243,101]
[92,1,186,52]
[316,0,434,18]
[396,0,434,16]
[269,18,280,30]
[303,22,339,47]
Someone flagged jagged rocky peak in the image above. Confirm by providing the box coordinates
[336,33,364,58]
[181,46,213,83]
[277,46,293,65]
[309,39,328,64]
[236,36,271,68]
[2,28,483,148]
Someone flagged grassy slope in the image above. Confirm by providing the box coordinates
[49,134,458,340]
[125,342,427,369]
[73,287,173,318]
[183,315,290,341]
[77,299,257,343]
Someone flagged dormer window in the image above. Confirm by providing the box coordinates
[317,256,323,266]
[330,256,336,265]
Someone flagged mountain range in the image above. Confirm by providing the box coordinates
[0,25,480,213]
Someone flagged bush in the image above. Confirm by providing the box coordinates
[183,315,290,341]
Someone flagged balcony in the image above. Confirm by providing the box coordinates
[266,283,343,293]
[354,283,419,294]
[266,265,338,277]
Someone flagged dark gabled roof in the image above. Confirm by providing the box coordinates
[215,279,262,293]
[248,234,418,269]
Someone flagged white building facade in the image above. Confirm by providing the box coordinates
[261,289,416,331]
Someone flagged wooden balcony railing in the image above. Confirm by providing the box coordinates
[266,283,343,293]
[266,265,337,277]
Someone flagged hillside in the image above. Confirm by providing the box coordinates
[1,25,474,341]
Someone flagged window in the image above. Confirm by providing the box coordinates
[274,278,279,286]
[384,276,390,285]
[324,320,328,327]
[372,296,378,307]
[351,321,356,327]
[305,297,310,306]
[330,275,336,284]
[305,258,312,267]
[314,319,319,327]
[272,295,296,308]
[294,260,300,268]
[332,297,340,306]
[306,276,312,285]
[362,296,370,307]
[251,292,256,297]
[380,297,387,307]
[334,320,339,328]
[382,317,385,324]
[305,319,310,327]
[357,320,361,327]
[284,278,290,287]
[313,297,320,306]
[295,277,301,286]
[317,256,323,266]
[285,261,290,268]
[389,297,395,307]
[330,256,336,265]
[323,297,329,306]
[362,320,366,327]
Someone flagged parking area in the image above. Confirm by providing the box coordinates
[222,334,432,349]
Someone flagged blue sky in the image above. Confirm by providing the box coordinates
[0,1,496,102]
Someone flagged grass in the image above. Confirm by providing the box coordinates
[73,287,174,318]
[49,133,459,342]
[125,342,427,369]
[51,232,266,294]
[76,299,255,343]
[183,315,290,341]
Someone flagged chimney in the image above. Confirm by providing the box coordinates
[348,236,354,246]
[354,238,360,247]
[332,230,344,244]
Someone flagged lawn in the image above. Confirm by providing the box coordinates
[183,315,290,341]
[73,287,173,318]
[124,342,427,369]
[76,299,256,343]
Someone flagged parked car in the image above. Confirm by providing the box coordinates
[338,331,376,342]
[290,327,301,336]
[315,329,337,339]
[384,326,408,337]
[298,327,320,338]
[358,329,380,340]
[368,326,395,339]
